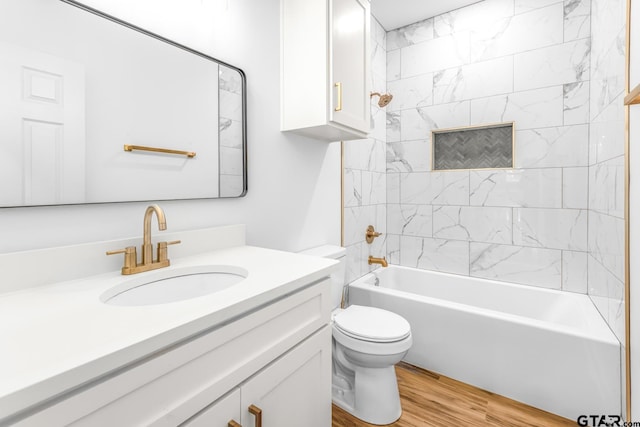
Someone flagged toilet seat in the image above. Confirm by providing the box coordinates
[334,305,411,342]
[332,323,412,356]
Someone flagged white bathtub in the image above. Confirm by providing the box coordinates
[348,265,621,420]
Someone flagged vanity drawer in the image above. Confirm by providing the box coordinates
[14,279,331,427]
[180,388,241,427]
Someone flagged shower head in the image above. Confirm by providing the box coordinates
[370,92,393,108]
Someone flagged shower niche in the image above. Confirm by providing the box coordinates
[432,122,514,171]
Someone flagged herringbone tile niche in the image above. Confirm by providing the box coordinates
[432,123,514,171]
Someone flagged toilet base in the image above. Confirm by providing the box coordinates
[330,306,412,425]
[332,364,402,425]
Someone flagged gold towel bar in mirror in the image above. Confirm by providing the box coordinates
[123,144,196,158]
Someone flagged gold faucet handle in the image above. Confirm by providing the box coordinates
[365,225,382,243]
[157,240,181,263]
[106,246,138,272]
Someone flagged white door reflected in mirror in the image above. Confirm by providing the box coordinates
[0,42,86,205]
[0,0,247,207]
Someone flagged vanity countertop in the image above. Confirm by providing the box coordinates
[0,243,337,422]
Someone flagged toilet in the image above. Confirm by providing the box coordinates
[300,245,412,425]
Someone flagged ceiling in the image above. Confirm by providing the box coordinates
[371,0,483,30]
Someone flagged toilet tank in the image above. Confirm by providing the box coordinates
[299,245,346,309]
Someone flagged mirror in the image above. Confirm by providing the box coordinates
[0,0,247,207]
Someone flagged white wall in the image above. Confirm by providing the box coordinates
[0,0,341,253]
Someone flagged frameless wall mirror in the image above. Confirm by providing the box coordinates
[0,0,247,207]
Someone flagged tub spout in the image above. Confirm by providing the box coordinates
[368,256,388,267]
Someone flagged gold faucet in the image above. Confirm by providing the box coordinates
[107,204,181,275]
[368,256,388,267]
[142,205,166,265]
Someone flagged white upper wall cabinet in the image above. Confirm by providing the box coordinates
[281,0,370,142]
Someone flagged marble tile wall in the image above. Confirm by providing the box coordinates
[385,0,594,293]
[342,0,625,344]
[588,0,625,342]
[342,17,388,283]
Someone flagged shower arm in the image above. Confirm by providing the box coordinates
[370,91,393,107]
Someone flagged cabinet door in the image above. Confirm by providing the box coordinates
[240,326,331,427]
[181,389,241,427]
[330,0,370,133]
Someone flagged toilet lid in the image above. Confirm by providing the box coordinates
[334,305,411,343]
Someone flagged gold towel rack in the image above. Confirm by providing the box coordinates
[123,144,196,158]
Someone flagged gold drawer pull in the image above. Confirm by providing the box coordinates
[248,405,262,427]
[228,421,242,427]
[334,82,343,112]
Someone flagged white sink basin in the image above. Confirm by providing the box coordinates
[101,265,248,306]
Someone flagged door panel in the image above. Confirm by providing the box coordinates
[330,0,369,132]
[0,42,85,205]
[240,327,331,427]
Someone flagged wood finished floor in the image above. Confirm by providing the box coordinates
[332,362,576,427]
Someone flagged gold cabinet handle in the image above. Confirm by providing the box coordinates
[334,82,342,112]
[248,405,262,427]
[228,421,242,427]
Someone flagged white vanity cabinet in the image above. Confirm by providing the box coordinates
[185,327,330,427]
[281,0,370,142]
[181,389,241,427]
[11,280,332,427]
[239,327,330,427]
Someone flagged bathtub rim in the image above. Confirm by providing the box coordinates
[349,265,620,347]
